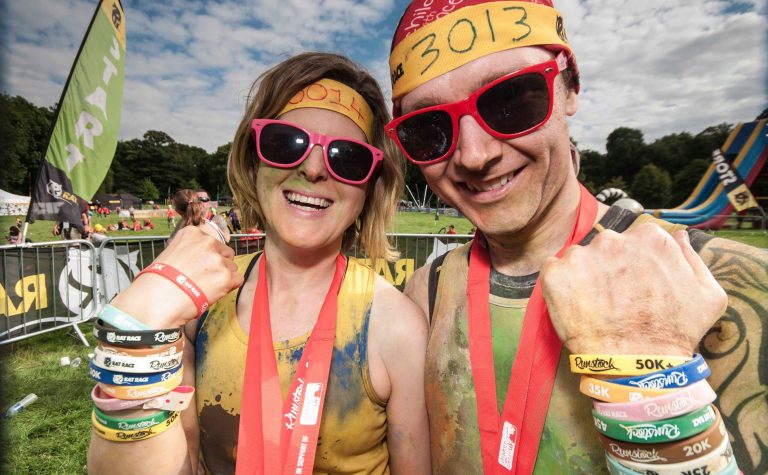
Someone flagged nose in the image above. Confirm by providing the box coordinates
[452,115,502,173]
[298,145,329,183]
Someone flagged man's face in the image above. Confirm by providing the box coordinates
[399,47,578,238]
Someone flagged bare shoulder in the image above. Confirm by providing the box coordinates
[372,273,428,335]
[403,264,431,320]
[695,236,768,473]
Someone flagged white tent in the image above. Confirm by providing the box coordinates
[0,189,31,216]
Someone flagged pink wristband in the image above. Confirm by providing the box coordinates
[593,379,716,422]
[91,384,195,412]
[136,263,209,316]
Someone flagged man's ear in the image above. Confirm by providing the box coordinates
[565,87,579,117]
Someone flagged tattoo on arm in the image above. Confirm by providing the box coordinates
[698,241,768,474]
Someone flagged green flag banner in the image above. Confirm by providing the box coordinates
[27,0,126,230]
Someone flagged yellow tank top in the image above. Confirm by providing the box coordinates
[195,254,389,474]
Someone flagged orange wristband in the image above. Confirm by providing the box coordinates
[580,376,678,403]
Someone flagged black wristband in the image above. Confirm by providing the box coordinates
[93,319,183,347]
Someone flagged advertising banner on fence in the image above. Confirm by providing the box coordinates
[27,0,126,230]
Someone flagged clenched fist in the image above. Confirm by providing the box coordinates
[540,223,728,356]
[110,225,244,329]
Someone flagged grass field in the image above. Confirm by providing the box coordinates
[1,209,766,474]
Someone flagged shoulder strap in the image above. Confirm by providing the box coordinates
[427,252,448,325]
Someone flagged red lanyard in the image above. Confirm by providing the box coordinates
[236,253,346,475]
[467,184,597,474]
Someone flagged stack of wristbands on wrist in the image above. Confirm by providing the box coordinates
[88,263,207,443]
[569,353,740,475]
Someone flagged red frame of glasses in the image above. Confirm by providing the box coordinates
[251,119,384,185]
[385,52,568,165]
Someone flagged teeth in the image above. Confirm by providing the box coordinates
[285,192,332,209]
[466,173,513,192]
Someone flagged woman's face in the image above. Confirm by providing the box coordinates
[255,107,370,254]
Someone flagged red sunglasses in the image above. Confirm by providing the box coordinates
[252,119,383,185]
[385,52,567,165]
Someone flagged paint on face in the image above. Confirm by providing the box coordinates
[399,47,579,239]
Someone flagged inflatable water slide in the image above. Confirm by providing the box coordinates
[646,119,767,229]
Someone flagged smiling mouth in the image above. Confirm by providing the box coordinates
[463,166,524,193]
[284,191,332,211]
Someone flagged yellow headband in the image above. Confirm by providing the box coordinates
[390,1,571,100]
[279,78,375,142]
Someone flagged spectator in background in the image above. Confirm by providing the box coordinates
[170,189,230,243]
[132,219,142,231]
[228,205,242,232]
[7,225,22,244]
[446,224,457,235]
[143,218,155,230]
[166,205,175,228]
[117,219,128,230]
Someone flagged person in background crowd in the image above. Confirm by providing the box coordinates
[387,0,765,473]
[143,218,155,230]
[131,219,142,232]
[170,189,230,243]
[166,205,175,228]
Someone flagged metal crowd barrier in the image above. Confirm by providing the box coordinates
[0,239,97,345]
[1,233,472,345]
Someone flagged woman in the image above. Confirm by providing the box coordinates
[88,52,430,474]
[170,189,231,243]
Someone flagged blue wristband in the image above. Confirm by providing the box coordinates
[99,304,151,331]
[89,360,180,386]
[608,354,709,389]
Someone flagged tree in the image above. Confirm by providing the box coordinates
[605,127,648,181]
[630,164,672,209]
[670,158,710,205]
[135,177,160,201]
[578,149,608,191]
[0,94,54,194]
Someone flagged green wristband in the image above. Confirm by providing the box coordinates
[92,406,173,431]
[592,404,716,444]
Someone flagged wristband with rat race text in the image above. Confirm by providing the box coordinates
[92,405,173,431]
[90,384,195,412]
[92,346,183,374]
[592,404,716,444]
[593,379,716,422]
[93,319,183,347]
[98,367,183,400]
[598,405,728,465]
[613,433,734,475]
[89,360,181,387]
[607,354,709,390]
[581,376,678,403]
[135,263,209,317]
[91,409,180,442]
[98,337,184,358]
[570,354,692,376]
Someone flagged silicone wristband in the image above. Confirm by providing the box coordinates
[608,354,709,389]
[616,433,734,475]
[98,337,184,357]
[98,304,151,331]
[599,406,728,465]
[91,409,180,442]
[570,354,692,376]
[93,319,183,347]
[91,384,195,412]
[98,367,183,400]
[89,360,181,386]
[592,404,716,443]
[136,263,209,316]
[93,405,173,431]
[92,346,183,374]
[581,376,678,403]
[593,380,716,422]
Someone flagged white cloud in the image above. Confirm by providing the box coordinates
[2,0,765,155]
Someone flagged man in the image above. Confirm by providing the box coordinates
[389,1,767,473]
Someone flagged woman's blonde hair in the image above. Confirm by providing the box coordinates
[228,52,403,262]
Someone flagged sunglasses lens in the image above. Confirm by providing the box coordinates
[327,140,375,182]
[477,73,550,135]
[396,110,453,163]
[259,123,309,165]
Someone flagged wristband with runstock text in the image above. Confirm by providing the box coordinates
[570,354,692,376]
[592,404,716,444]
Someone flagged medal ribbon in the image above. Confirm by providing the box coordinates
[236,253,346,475]
[467,184,597,474]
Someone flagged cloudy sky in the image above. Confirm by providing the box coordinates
[1,0,765,153]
